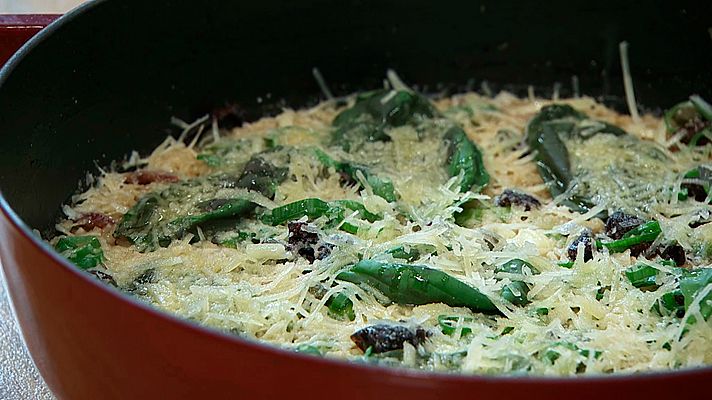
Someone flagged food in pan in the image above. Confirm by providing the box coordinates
[51,74,712,376]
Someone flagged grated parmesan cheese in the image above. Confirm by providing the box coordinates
[52,88,712,377]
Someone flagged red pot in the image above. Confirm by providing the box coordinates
[1,1,710,398]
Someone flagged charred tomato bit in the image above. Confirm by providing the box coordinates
[287,222,332,264]
[90,270,117,287]
[567,230,594,262]
[73,212,115,232]
[124,170,179,185]
[494,189,541,211]
[350,324,429,354]
[605,211,643,240]
[657,244,686,267]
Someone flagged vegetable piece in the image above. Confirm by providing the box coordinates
[216,231,255,248]
[690,95,712,122]
[261,198,379,228]
[444,126,489,192]
[679,166,712,202]
[54,236,104,269]
[437,315,473,336]
[664,96,712,146]
[654,290,686,318]
[332,89,438,151]
[526,104,626,212]
[605,211,644,240]
[234,156,289,198]
[115,154,288,251]
[263,198,333,225]
[495,259,537,306]
[313,148,396,202]
[494,189,541,211]
[658,244,686,267]
[350,324,428,353]
[286,222,331,263]
[337,260,499,314]
[386,244,436,262]
[679,268,712,322]
[542,342,602,364]
[325,292,355,321]
[295,345,322,356]
[625,264,659,288]
[596,220,661,254]
[568,230,594,261]
[166,198,255,236]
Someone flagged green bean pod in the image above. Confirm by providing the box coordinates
[337,260,499,314]
[445,126,489,193]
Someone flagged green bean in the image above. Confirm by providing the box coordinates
[596,220,661,253]
[444,126,489,192]
[54,235,104,270]
[625,264,659,288]
[495,259,537,306]
[336,260,499,314]
[325,293,355,321]
[261,198,379,230]
[678,166,712,202]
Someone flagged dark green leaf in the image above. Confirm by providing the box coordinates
[596,220,661,253]
[690,95,712,122]
[313,148,397,202]
[332,90,438,151]
[526,104,625,212]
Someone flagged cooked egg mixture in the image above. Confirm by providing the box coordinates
[54,88,712,376]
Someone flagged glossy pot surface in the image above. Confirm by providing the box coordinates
[0,1,711,399]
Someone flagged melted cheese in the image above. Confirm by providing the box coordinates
[54,92,712,376]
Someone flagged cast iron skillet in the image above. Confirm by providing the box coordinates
[0,1,711,399]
